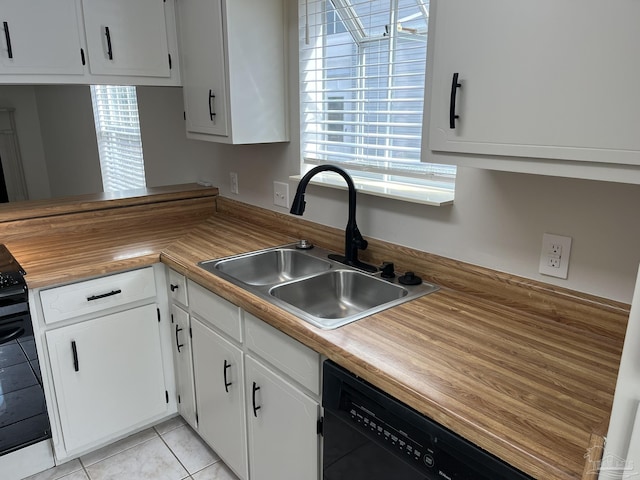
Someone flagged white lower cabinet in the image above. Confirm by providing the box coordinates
[171,304,197,429]
[183,278,321,480]
[192,317,248,480]
[245,355,320,480]
[45,303,167,453]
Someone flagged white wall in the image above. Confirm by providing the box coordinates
[0,86,51,199]
[136,86,218,186]
[34,85,103,197]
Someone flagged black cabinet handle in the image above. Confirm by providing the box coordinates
[175,324,184,353]
[105,26,113,60]
[449,72,461,129]
[208,89,216,121]
[3,22,12,59]
[223,360,232,393]
[71,340,79,372]
[252,382,261,417]
[170,284,179,292]
[87,289,121,302]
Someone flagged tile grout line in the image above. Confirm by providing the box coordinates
[78,432,159,472]
[156,428,192,479]
[156,423,223,479]
[80,461,92,480]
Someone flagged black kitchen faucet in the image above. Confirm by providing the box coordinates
[290,165,377,273]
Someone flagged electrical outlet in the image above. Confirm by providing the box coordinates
[550,244,562,255]
[539,233,572,279]
[230,172,239,194]
[547,256,560,268]
[273,181,289,208]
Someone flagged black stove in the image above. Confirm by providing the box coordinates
[0,245,51,456]
[0,244,29,341]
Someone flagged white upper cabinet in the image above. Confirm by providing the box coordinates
[427,0,640,169]
[81,0,171,78]
[0,1,84,76]
[178,0,229,138]
[177,0,289,144]
[0,0,180,85]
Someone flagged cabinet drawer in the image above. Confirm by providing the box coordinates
[188,280,242,343]
[168,269,188,306]
[40,267,156,325]
[245,313,320,395]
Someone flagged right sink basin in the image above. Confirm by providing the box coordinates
[198,244,439,329]
[269,269,410,329]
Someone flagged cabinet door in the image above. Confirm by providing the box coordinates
[428,0,640,166]
[177,0,229,137]
[46,304,167,453]
[0,0,84,75]
[171,304,197,429]
[81,0,170,77]
[245,355,319,480]
[192,318,248,480]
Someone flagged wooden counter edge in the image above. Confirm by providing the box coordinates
[582,433,605,480]
[0,183,218,223]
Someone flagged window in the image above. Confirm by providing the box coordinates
[299,0,455,205]
[90,85,146,193]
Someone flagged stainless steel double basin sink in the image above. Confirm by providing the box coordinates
[198,244,439,329]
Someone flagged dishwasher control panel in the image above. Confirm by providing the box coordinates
[348,402,435,470]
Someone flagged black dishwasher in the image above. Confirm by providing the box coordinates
[322,360,533,480]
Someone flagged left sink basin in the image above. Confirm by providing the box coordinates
[199,247,332,286]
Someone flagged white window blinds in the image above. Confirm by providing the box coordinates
[90,85,146,193]
[300,0,455,194]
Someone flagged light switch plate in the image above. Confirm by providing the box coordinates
[539,233,572,279]
[273,181,289,207]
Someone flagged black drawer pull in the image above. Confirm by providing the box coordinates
[252,382,261,417]
[175,324,184,353]
[105,26,113,60]
[208,89,216,121]
[170,284,179,292]
[71,340,79,372]
[3,22,13,59]
[223,360,232,393]
[87,289,121,302]
[449,72,461,129]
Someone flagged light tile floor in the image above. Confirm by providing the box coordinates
[24,417,240,480]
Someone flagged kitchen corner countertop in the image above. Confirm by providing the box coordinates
[162,214,625,480]
[0,188,626,480]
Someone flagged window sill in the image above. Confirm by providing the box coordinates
[289,173,454,207]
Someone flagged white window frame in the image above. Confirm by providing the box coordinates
[298,0,455,206]
[90,85,146,193]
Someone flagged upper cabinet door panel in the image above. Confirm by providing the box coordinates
[0,0,84,75]
[82,0,170,77]
[177,0,229,137]
[428,0,640,166]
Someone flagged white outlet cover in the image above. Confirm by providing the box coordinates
[539,233,572,279]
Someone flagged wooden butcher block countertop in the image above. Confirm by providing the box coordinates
[0,188,630,480]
